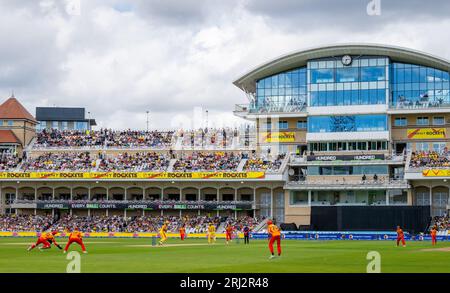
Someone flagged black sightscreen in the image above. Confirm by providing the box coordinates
[311,206,430,233]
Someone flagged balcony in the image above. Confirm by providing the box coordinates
[234,101,307,117]
[11,199,255,210]
[389,99,450,113]
[289,153,406,166]
[285,178,410,190]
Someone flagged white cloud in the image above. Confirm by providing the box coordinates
[0,0,449,130]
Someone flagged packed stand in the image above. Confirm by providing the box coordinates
[0,215,233,233]
[175,128,236,149]
[0,152,20,171]
[96,152,170,171]
[172,152,244,171]
[244,153,286,172]
[34,129,175,149]
[0,215,55,232]
[409,150,450,169]
[430,214,449,232]
[223,216,260,232]
[20,152,93,171]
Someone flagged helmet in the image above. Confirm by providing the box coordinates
[267,220,273,225]
[51,231,58,235]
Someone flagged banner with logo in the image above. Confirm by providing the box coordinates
[34,202,253,210]
[422,169,450,177]
[0,171,265,180]
[307,154,384,161]
[261,132,295,143]
[0,231,242,238]
[407,128,446,139]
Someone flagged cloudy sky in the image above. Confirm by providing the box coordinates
[1,0,450,130]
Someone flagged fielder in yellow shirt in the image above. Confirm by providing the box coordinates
[207,223,216,244]
[158,221,169,246]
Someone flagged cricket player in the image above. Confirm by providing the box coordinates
[28,231,61,251]
[267,220,281,259]
[207,223,216,244]
[225,224,233,244]
[158,221,169,245]
[180,224,186,241]
[396,225,406,247]
[431,226,438,246]
[64,228,87,253]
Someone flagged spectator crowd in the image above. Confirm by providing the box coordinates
[0,152,20,171]
[172,152,243,171]
[34,129,175,149]
[244,153,286,172]
[430,214,449,231]
[34,127,256,150]
[13,151,286,172]
[409,150,450,169]
[0,214,259,233]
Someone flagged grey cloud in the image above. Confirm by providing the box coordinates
[244,0,450,32]
[132,0,240,26]
[0,0,449,130]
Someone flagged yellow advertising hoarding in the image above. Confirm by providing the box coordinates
[0,171,265,180]
[422,169,450,177]
[261,132,295,143]
[407,128,446,139]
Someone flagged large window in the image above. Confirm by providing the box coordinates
[311,69,334,83]
[433,117,445,125]
[75,121,88,130]
[290,191,308,205]
[297,120,307,129]
[308,115,387,133]
[309,141,387,152]
[308,57,388,107]
[391,62,450,108]
[416,117,429,126]
[255,67,307,112]
[308,165,388,175]
[310,89,385,106]
[394,117,407,126]
[278,121,288,129]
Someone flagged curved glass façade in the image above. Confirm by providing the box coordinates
[390,63,450,109]
[252,54,450,112]
[254,67,307,113]
[308,57,389,107]
[308,114,387,133]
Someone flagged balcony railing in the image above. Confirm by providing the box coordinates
[235,101,307,114]
[390,99,450,110]
[14,199,254,205]
[289,153,405,165]
[286,179,409,190]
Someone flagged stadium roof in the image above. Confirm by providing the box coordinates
[0,96,37,123]
[233,43,450,93]
[0,130,20,144]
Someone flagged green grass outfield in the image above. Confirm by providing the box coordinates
[0,237,449,273]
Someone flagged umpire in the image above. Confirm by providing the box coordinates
[243,226,250,244]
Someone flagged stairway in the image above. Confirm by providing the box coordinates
[237,159,247,171]
[167,159,177,172]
